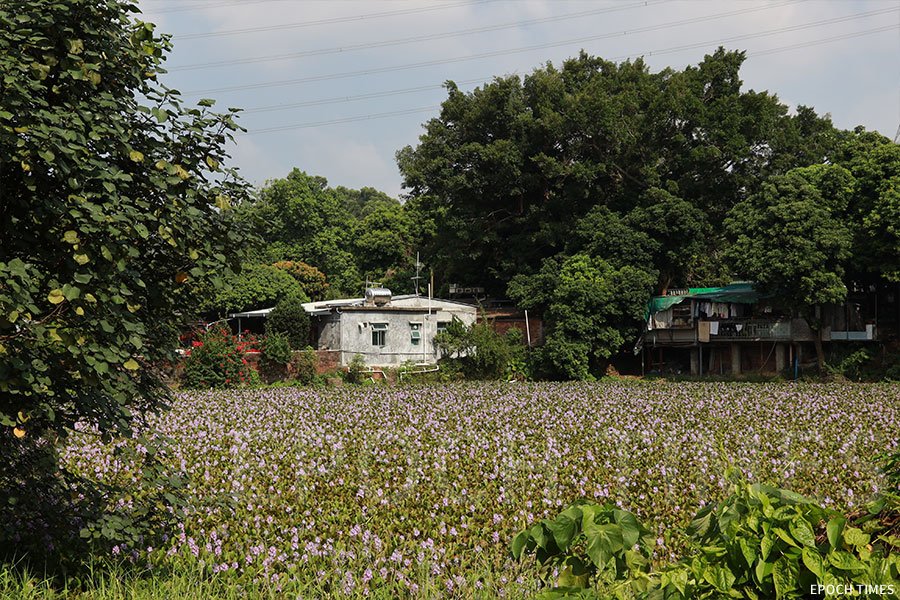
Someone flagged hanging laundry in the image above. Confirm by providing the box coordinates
[698,321,711,342]
[650,308,673,330]
[709,321,719,335]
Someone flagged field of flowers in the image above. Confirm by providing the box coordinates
[62,382,899,597]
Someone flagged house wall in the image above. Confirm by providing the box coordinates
[314,307,477,367]
[316,315,341,350]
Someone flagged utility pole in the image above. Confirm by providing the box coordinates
[411,252,423,296]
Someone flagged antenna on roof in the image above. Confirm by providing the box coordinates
[411,251,424,296]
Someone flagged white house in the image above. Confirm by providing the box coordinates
[302,289,477,367]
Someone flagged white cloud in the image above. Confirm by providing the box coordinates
[135,0,900,194]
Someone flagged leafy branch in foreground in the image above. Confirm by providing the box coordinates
[0,0,251,568]
[513,478,900,599]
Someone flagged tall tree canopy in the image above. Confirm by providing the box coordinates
[237,169,416,296]
[397,48,878,378]
[398,49,820,298]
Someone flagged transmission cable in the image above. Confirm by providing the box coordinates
[176,0,491,40]
[240,23,898,134]
[170,0,671,71]
[188,4,893,96]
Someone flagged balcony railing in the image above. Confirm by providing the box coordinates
[711,319,792,340]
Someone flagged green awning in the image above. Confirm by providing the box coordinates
[646,283,760,318]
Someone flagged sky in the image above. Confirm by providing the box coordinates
[136,0,900,199]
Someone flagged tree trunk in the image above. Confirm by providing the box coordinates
[812,328,826,373]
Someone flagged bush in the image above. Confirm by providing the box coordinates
[346,354,367,384]
[181,326,249,388]
[257,332,292,383]
[262,332,292,367]
[290,348,318,385]
[826,346,875,381]
[266,296,311,350]
[514,475,900,599]
[434,318,527,380]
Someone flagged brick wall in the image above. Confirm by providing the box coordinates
[479,309,544,346]
[315,350,341,373]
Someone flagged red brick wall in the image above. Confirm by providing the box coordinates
[315,350,341,373]
[479,309,544,346]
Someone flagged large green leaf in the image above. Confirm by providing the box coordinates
[547,514,579,552]
[511,530,530,559]
[801,547,824,579]
[585,523,624,569]
[772,556,799,599]
[702,564,736,593]
[687,504,717,540]
[826,517,846,549]
[827,550,866,572]
[788,517,816,547]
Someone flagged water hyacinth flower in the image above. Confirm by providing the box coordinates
[51,382,899,596]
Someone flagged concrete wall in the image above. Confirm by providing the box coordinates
[313,306,477,367]
[316,315,341,350]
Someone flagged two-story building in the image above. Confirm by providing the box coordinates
[643,282,886,376]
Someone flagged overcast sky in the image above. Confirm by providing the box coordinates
[136,0,900,198]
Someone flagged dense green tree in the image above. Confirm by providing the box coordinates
[566,206,655,273]
[334,185,399,219]
[0,0,250,563]
[237,169,421,296]
[837,134,900,281]
[272,261,329,301]
[625,188,712,291]
[204,263,307,315]
[0,0,249,439]
[725,170,852,368]
[398,49,803,296]
[509,254,655,380]
[265,296,311,350]
[352,202,415,280]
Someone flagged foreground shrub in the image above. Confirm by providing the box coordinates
[512,502,654,590]
[1,431,182,572]
[290,348,318,384]
[181,326,249,388]
[265,296,311,350]
[435,318,527,380]
[514,476,900,599]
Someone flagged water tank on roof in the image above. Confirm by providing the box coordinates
[365,287,392,306]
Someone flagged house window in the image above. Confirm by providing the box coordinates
[371,323,387,347]
[437,321,450,334]
[410,323,421,345]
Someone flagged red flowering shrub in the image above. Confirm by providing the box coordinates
[181,326,250,388]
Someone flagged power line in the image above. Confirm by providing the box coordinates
[242,77,489,114]
[176,0,489,40]
[750,24,898,57]
[187,5,893,96]
[239,23,898,135]
[169,0,670,71]
[145,0,277,15]
[634,19,898,60]
[247,105,441,133]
